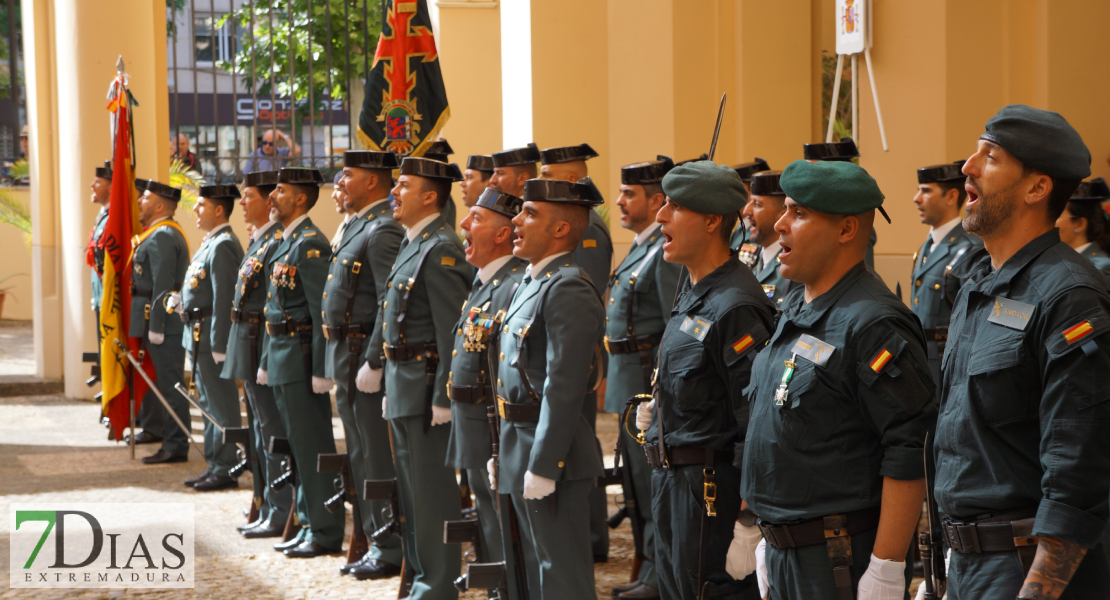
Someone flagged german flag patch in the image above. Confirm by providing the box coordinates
[1063,320,1094,345]
[731,334,754,355]
[869,348,893,373]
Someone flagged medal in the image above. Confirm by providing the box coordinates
[774,353,797,406]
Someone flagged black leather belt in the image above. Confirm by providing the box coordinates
[181,307,212,322]
[643,444,733,468]
[942,510,1037,554]
[130,286,152,297]
[448,383,491,404]
[605,333,663,355]
[230,308,262,323]
[758,506,882,549]
[323,322,371,340]
[382,342,436,362]
[266,318,312,336]
[496,396,540,422]
[922,327,949,341]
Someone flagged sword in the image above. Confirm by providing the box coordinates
[174,382,225,434]
[113,339,204,457]
[707,93,727,161]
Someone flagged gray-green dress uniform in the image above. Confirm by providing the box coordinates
[222,216,292,529]
[1078,243,1110,278]
[446,251,527,566]
[728,158,769,251]
[750,246,791,307]
[128,204,190,457]
[321,181,405,568]
[259,210,343,550]
[181,215,244,478]
[90,207,109,312]
[934,232,1110,599]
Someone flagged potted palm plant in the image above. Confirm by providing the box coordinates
[0,273,27,320]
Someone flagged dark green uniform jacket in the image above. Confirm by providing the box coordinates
[181,225,244,354]
[742,261,936,523]
[1076,242,1110,279]
[259,217,332,384]
[90,207,109,310]
[222,222,284,381]
[370,214,472,419]
[604,226,681,414]
[128,220,189,337]
[574,209,613,297]
[751,244,792,308]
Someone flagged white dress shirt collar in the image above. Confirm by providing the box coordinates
[760,240,782,268]
[929,217,962,250]
[478,255,513,284]
[634,222,661,247]
[526,251,570,277]
[405,212,441,242]
[251,220,278,242]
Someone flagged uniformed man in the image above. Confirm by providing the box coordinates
[605,156,682,600]
[910,160,980,387]
[489,177,606,599]
[330,171,354,252]
[461,155,494,208]
[737,159,936,600]
[88,160,112,329]
[426,139,458,227]
[173,185,245,490]
[223,170,292,539]
[326,150,405,580]
[446,188,527,575]
[739,170,793,307]
[802,137,877,268]
[1056,177,1110,278]
[257,167,342,558]
[130,180,191,464]
[489,143,539,199]
[371,157,472,599]
[730,157,769,253]
[934,105,1110,599]
[630,161,774,600]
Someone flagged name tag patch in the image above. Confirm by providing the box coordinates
[987,296,1035,331]
[679,315,712,342]
[791,334,836,367]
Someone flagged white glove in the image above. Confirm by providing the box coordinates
[256,368,268,385]
[635,399,654,431]
[755,538,768,599]
[211,352,225,364]
[725,519,763,581]
[147,331,165,346]
[382,396,388,418]
[487,458,497,491]
[913,549,950,600]
[856,554,906,600]
[356,361,382,393]
[166,292,183,314]
[522,471,556,500]
[311,377,334,394]
[430,405,452,426]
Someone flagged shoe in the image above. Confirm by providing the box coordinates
[350,558,402,580]
[142,450,187,464]
[273,535,304,552]
[193,474,238,492]
[125,430,163,444]
[184,471,211,487]
[243,519,285,539]
[617,583,660,600]
[340,552,372,576]
[283,540,341,558]
[612,580,641,598]
[594,554,609,564]
[237,517,267,533]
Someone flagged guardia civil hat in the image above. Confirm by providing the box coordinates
[424,139,454,163]
[278,167,325,186]
[475,188,524,219]
[732,158,770,183]
[199,184,241,200]
[243,170,279,188]
[917,160,967,184]
[344,150,399,170]
[661,160,747,215]
[621,155,675,185]
[134,178,149,193]
[491,143,541,168]
[540,143,598,165]
[466,155,495,173]
[980,104,1091,180]
[145,180,182,201]
[523,177,604,207]
[803,138,859,162]
[399,157,463,181]
[780,159,889,222]
[95,160,112,180]
[750,170,785,196]
[1070,177,1110,202]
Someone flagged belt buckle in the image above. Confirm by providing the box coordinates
[352,261,361,274]
[323,326,331,340]
[144,303,151,321]
[497,396,508,420]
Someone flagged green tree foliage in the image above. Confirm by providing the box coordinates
[0,0,22,100]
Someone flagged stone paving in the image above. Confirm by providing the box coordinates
[0,393,636,599]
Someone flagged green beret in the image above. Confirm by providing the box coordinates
[661,160,747,215]
[981,105,1091,180]
[780,160,888,220]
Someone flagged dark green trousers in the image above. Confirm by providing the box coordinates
[144,336,188,457]
[467,467,503,564]
[194,350,241,477]
[585,391,609,559]
[510,478,597,600]
[764,526,912,600]
[948,544,1108,600]
[244,380,292,525]
[621,426,658,589]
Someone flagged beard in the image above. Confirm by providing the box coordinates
[963,177,1018,237]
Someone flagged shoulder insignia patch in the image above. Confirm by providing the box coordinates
[306,249,321,259]
[680,315,712,342]
[791,334,836,367]
[987,296,1035,331]
[869,348,893,373]
[441,256,456,267]
[304,231,316,237]
[1062,320,1094,345]
[730,333,755,355]
[583,239,597,249]
[762,284,776,298]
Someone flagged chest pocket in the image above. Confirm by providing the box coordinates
[967,328,1033,425]
[664,341,711,410]
[777,360,839,451]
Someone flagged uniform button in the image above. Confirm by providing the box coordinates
[383,324,387,330]
[263,307,268,313]
[609,298,614,305]
[934,284,940,290]
[457,328,462,335]
[913,298,919,305]
[503,326,509,333]
[499,352,505,361]
[452,350,458,357]
[497,379,502,387]
[332,258,336,263]
[915,279,922,287]
[268,292,272,298]
[327,274,333,280]
[557,461,564,468]
[383,301,388,308]
[388,281,392,287]
[322,292,327,299]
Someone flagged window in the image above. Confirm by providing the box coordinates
[194,12,240,66]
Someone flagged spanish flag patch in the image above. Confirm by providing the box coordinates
[869,348,893,373]
[731,334,754,355]
[1063,320,1094,344]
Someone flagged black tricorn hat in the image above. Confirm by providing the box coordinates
[399,157,463,182]
[467,155,495,173]
[540,143,599,165]
[803,138,859,162]
[199,184,242,200]
[344,150,400,170]
[475,188,524,219]
[145,180,182,201]
[750,170,786,196]
[1070,177,1110,202]
[621,155,675,185]
[674,153,710,167]
[243,171,279,188]
[917,160,967,184]
[95,160,112,180]
[134,178,149,193]
[491,143,541,168]
[278,168,325,187]
[424,139,454,163]
[732,158,770,183]
[523,177,604,207]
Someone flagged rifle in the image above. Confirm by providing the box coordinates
[444,517,482,565]
[707,93,727,161]
[320,453,369,565]
[223,425,262,524]
[610,393,653,582]
[268,436,302,543]
[918,432,947,599]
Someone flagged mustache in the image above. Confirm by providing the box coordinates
[965,175,981,195]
